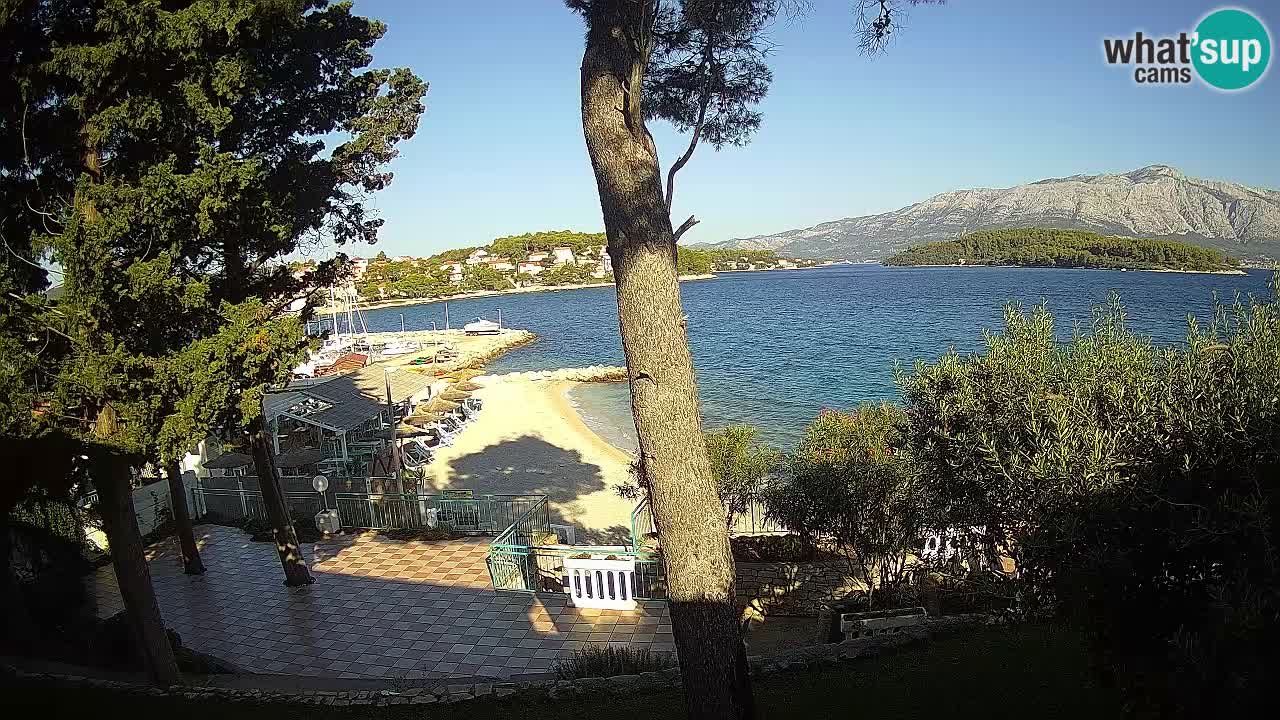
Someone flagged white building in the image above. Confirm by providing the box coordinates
[465,248,490,265]
[487,257,515,272]
[527,251,549,263]
[348,256,369,278]
[517,261,544,276]
[592,248,612,278]
[551,246,575,265]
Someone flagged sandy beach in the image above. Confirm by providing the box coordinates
[420,377,636,545]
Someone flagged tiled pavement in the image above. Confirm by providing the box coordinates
[89,525,674,680]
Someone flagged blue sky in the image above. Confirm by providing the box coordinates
[327,0,1280,260]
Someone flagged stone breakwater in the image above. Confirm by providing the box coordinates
[377,329,536,374]
[481,365,627,383]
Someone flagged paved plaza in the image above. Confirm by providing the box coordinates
[90,525,674,681]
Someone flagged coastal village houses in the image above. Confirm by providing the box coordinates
[551,246,575,265]
[348,256,369,279]
[517,261,544,276]
[440,261,464,284]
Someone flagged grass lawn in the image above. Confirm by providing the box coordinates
[5,624,1119,719]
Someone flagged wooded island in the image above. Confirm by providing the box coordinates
[884,228,1242,273]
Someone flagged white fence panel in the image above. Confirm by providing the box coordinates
[563,556,637,610]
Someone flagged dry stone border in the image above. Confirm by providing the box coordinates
[2,614,995,707]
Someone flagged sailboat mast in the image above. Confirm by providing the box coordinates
[346,289,354,340]
[330,286,339,339]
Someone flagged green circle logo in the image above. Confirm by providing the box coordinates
[1192,8,1271,90]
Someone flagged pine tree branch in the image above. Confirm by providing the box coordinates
[674,214,700,241]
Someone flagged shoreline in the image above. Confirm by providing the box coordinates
[549,380,635,464]
[322,273,718,314]
[888,263,1248,276]
[420,374,636,537]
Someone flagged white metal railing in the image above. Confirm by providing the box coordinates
[563,556,638,610]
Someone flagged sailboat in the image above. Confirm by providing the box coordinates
[293,286,370,377]
[377,312,420,357]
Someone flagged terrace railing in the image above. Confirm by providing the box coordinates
[195,487,324,524]
[332,492,543,533]
[527,547,664,599]
[488,497,665,599]
[630,495,790,544]
[192,485,542,535]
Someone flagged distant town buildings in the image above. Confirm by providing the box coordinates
[345,241,809,302]
[348,256,369,278]
[439,261,464,284]
[551,246,575,265]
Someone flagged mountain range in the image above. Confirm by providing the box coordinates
[698,166,1280,262]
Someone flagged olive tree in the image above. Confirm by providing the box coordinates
[899,288,1280,717]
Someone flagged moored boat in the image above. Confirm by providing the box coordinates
[463,318,500,335]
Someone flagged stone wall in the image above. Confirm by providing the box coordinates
[736,561,865,619]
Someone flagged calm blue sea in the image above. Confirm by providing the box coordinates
[361,265,1275,450]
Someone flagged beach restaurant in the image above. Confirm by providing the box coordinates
[262,365,437,483]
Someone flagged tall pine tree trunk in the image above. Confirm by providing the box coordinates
[165,460,205,575]
[579,4,754,718]
[248,415,313,586]
[95,455,182,686]
[79,114,181,683]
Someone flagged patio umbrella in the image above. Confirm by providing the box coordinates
[440,389,471,402]
[274,446,324,468]
[396,423,428,438]
[404,411,444,426]
[202,451,252,470]
[445,368,482,381]
[456,381,483,392]
[423,397,460,413]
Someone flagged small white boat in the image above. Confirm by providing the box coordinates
[380,339,420,356]
[463,318,501,336]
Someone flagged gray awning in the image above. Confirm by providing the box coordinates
[274,447,325,468]
[263,366,433,433]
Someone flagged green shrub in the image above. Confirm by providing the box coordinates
[763,404,929,608]
[209,513,321,544]
[617,425,778,530]
[377,524,461,542]
[552,644,677,680]
[899,286,1280,717]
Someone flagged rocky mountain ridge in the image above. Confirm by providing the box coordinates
[701,166,1280,262]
